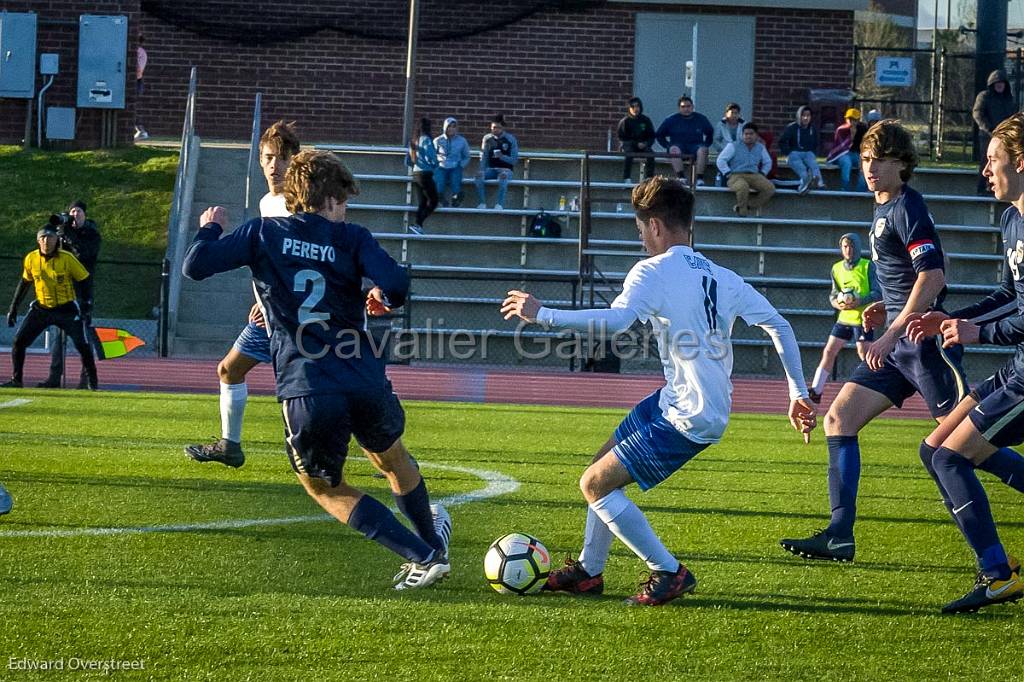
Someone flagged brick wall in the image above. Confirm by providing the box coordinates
[0,1,140,147]
[2,2,854,151]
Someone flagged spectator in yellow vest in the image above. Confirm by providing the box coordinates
[808,232,880,403]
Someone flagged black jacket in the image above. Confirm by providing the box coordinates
[973,69,1017,136]
[61,219,101,273]
[617,113,656,147]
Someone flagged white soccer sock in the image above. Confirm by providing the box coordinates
[812,367,830,393]
[220,381,248,443]
[578,508,614,576]
[589,489,678,573]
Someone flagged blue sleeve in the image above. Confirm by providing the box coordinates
[355,227,410,308]
[459,138,471,168]
[655,118,670,149]
[864,261,882,305]
[701,115,713,146]
[895,197,944,272]
[182,220,259,280]
[504,135,519,166]
[980,314,1024,345]
[951,261,1016,322]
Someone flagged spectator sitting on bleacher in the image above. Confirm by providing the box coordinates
[655,96,713,186]
[712,102,745,153]
[433,117,470,207]
[617,97,656,183]
[716,122,774,217]
[405,117,439,234]
[779,105,824,195]
[826,108,868,192]
[475,114,519,210]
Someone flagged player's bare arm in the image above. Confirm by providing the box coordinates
[865,268,945,370]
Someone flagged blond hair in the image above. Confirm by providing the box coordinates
[631,175,694,231]
[283,150,360,214]
[992,113,1024,165]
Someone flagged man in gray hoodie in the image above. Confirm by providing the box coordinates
[779,105,823,194]
[973,70,1017,193]
[433,117,471,206]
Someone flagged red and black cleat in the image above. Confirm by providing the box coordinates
[624,562,697,606]
[542,557,604,595]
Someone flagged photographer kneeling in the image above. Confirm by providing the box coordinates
[41,200,101,388]
[2,223,98,390]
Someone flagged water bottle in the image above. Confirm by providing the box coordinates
[559,195,567,211]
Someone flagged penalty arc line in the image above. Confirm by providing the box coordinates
[0,460,519,539]
[0,399,32,409]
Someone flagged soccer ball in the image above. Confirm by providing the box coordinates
[840,289,858,306]
[484,532,551,595]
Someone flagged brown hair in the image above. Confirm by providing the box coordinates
[631,176,694,231]
[283,149,360,214]
[259,120,300,158]
[992,112,1024,165]
[860,119,917,181]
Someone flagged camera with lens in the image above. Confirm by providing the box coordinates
[49,212,74,235]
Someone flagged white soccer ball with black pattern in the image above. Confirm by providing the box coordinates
[484,532,551,595]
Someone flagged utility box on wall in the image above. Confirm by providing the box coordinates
[77,14,127,109]
[0,11,37,98]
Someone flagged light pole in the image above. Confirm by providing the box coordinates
[401,0,420,147]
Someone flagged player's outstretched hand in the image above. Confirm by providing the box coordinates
[789,398,817,444]
[864,331,897,371]
[940,318,980,348]
[861,301,886,332]
[501,290,542,322]
[905,310,949,343]
[365,287,393,317]
[200,206,228,228]
[248,303,265,328]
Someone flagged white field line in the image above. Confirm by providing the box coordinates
[0,460,519,539]
[0,399,32,409]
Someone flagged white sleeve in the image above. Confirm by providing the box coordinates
[736,280,808,400]
[536,306,638,333]
[716,143,735,174]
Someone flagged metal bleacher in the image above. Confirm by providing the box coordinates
[167,137,1011,381]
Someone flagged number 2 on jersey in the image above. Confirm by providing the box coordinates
[294,269,329,323]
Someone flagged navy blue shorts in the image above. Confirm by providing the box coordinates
[612,390,709,492]
[281,383,406,486]
[847,336,968,418]
[830,323,874,343]
[233,322,271,364]
[968,362,1024,448]
[670,143,706,157]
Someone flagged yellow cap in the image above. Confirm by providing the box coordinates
[844,108,862,120]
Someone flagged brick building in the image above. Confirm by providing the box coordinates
[1,0,867,148]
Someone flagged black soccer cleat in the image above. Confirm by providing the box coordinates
[1,379,22,389]
[36,377,61,388]
[780,529,855,562]
[942,571,1023,614]
[184,438,245,468]
[542,557,604,595]
[624,562,697,606]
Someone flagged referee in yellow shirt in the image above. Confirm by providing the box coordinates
[3,223,98,389]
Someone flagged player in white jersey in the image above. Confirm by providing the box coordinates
[184,120,299,467]
[502,176,816,605]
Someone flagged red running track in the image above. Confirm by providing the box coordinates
[0,354,935,420]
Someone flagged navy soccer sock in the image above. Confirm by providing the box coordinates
[977,448,1024,494]
[825,436,860,538]
[347,494,434,564]
[932,447,1009,579]
[393,477,443,552]
[919,441,961,522]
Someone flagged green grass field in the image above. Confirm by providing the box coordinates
[0,390,1020,680]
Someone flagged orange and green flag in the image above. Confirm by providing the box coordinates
[89,327,146,360]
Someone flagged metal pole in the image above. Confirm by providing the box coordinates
[159,258,170,357]
[937,48,947,160]
[244,92,263,221]
[401,0,420,146]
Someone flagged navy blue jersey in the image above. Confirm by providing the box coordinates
[182,213,409,400]
[869,185,946,323]
[951,206,1024,369]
